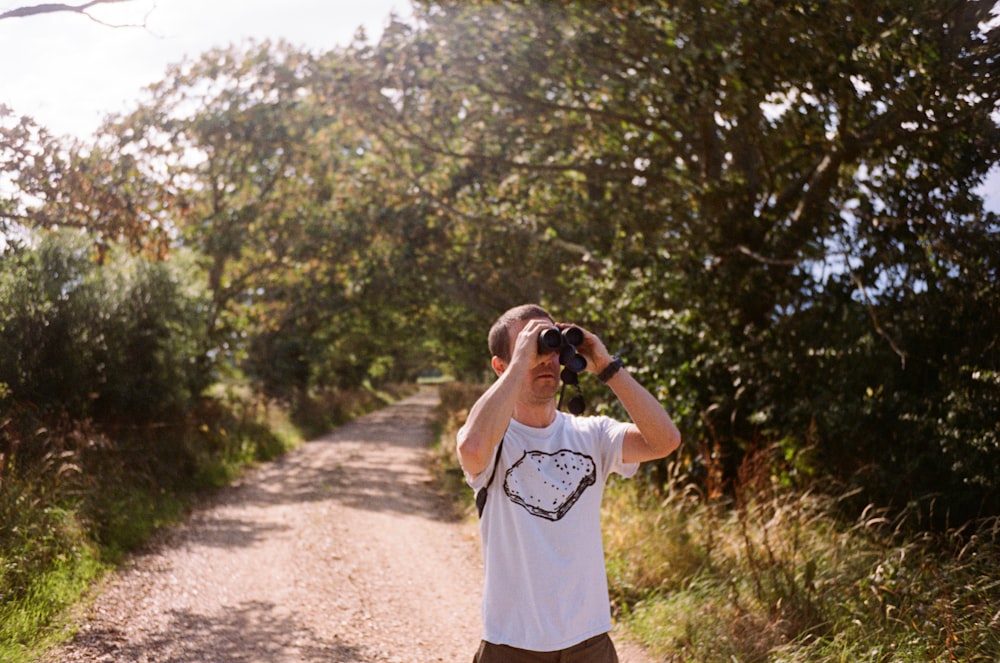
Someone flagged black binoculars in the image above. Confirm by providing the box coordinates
[537,326,587,373]
[537,326,587,414]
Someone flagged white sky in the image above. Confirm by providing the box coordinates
[0,0,411,139]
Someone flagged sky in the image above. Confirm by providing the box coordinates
[0,0,412,139]
[0,0,997,208]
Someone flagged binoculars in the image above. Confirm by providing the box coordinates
[537,326,587,414]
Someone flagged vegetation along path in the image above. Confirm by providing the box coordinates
[43,388,652,662]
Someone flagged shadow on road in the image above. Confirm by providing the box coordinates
[202,388,458,525]
[65,600,369,662]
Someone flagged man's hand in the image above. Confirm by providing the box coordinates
[561,324,615,376]
[511,318,553,372]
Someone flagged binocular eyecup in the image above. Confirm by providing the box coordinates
[537,327,563,353]
[537,326,587,414]
[537,326,587,371]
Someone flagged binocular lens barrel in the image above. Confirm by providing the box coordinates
[538,327,563,353]
[537,326,584,353]
[535,325,589,416]
[564,353,587,373]
[561,326,584,347]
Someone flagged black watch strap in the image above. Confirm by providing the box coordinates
[598,356,624,383]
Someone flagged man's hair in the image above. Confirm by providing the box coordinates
[488,304,553,362]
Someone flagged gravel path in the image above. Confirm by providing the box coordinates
[43,387,653,662]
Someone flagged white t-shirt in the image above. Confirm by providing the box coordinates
[463,412,638,652]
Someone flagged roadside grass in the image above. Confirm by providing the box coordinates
[430,381,1000,662]
[0,501,103,663]
[427,380,481,518]
[0,382,411,662]
[604,462,1000,662]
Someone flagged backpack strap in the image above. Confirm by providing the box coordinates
[475,437,504,518]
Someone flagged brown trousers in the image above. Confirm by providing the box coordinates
[473,633,619,663]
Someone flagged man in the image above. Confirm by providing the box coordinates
[457,304,681,662]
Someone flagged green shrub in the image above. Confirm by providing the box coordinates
[0,233,211,422]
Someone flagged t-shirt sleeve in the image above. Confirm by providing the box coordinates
[601,417,639,478]
[458,424,498,489]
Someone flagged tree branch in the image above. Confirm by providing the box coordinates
[732,244,800,267]
[0,1,143,27]
[849,268,908,370]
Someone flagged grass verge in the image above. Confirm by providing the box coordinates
[0,382,411,662]
[603,462,1000,662]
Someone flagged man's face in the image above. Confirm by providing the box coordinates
[505,317,562,404]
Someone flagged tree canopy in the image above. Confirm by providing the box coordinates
[2,0,998,524]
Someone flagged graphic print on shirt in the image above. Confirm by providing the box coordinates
[503,449,597,521]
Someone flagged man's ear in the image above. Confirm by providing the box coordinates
[491,355,506,377]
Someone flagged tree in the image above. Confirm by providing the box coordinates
[1,111,172,258]
[7,0,996,522]
[346,0,1000,520]
[110,40,469,394]
[0,232,211,421]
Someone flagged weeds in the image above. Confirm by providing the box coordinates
[427,381,484,517]
[0,425,105,661]
[603,453,1000,662]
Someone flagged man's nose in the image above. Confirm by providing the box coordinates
[537,351,560,368]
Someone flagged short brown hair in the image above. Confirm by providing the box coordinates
[488,304,553,362]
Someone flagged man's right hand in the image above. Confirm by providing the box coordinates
[508,318,553,371]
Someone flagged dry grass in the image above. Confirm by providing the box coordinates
[604,461,1000,662]
[427,381,484,516]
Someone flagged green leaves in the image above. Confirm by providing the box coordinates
[4,1,996,521]
[370,0,1000,520]
[0,234,211,421]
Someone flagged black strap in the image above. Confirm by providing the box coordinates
[475,437,504,518]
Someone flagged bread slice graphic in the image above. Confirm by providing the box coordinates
[503,450,597,521]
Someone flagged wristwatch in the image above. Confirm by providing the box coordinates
[598,356,624,383]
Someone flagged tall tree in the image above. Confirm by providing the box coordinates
[113,41,470,391]
[112,43,345,363]
[8,1,995,520]
[347,0,1000,518]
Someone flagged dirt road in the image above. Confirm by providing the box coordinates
[44,388,652,662]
